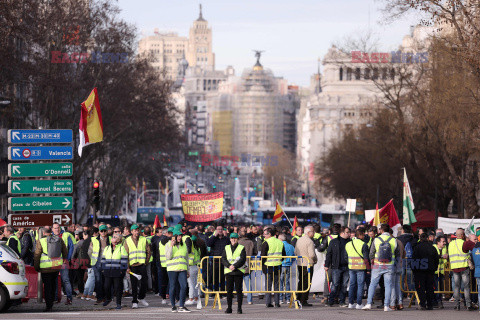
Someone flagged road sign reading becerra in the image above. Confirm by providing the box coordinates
[8,196,73,211]
[8,180,73,194]
[8,162,73,177]
[8,129,73,144]
[8,146,73,161]
[8,213,72,227]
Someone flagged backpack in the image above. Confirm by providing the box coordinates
[405,241,413,259]
[377,236,393,263]
[46,235,63,259]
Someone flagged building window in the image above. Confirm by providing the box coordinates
[355,68,361,80]
[372,68,379,80]
[364,68,371,80]
[339,67,343,81]
[390,68,395,80]
[382,68,388,80]
[346,68,352,80]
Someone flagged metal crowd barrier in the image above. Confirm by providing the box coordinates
[400,262,479,308]
[198,255,311,310]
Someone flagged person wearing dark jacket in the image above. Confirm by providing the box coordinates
[222,233,247,314]
[206,225,230,292]
[319,224,340,302]
[101,233,128,310]
[19,228,34,266]
[397,224,417,292]
[412,233,439,310]
[150,228,162,294]
[325,226,351,307]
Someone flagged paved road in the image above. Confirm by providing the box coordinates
[4,294,480,320]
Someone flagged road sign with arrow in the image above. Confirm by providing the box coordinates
[8,196,73,211]
[8,213,73,227]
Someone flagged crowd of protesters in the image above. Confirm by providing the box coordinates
[1,220,480,314]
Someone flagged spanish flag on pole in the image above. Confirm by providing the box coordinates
[78,88,103,156]
[272,200,286,224]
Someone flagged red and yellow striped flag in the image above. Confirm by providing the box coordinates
[273,200,285,224]
[78,88,103,156]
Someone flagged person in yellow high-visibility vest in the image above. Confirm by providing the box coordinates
[260,227,286,308]
[34,226,68,312]
[345,228,369,309]
[124,224,151,309]
[433,235,448,309]
[5,226,21,255]
[222,232,246,314]
[362,224,400,311]
[448,228,473,310]
[158,227,174,304]
[165,230,191,313]
[101,233,128,310]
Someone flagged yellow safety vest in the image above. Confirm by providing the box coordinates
[166,242,188,272]
[62,232,76,246]
[448,239,468,269]
[373,234,396,265]
[265,237,283,267]
[91,237,100,265]
[345,238,366,270]
[367,237,373,248]
[102,244,128,270]
[434,244,445,275]
[327,234,338,245]
[126,236,147,265]
[224,244,245,274]
[146,236,153,263]
[159,242,167,267]
[292,235,300,241]
[7,235,21,254]
[189,245,201,266]
[39,237,63,269]
[313,233,321,240]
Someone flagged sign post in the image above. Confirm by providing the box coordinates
[346,198,357,228]
[7,129,74,225]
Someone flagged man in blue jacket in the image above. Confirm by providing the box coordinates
[279,233,295,304]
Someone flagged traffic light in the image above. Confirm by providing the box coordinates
[93,180,100,212]
[213,185,216,190]
[301,193,306,200]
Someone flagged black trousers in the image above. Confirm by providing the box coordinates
[42,271,59,310]
[75,268,86,294]
[159,265,169,298]
[226,274,243,310]
[104,276,123,306]
[265,266,281,305]
[131,264,148,303]
[151,262,158,294]
[297,266,314,304]
[414,271,435,308]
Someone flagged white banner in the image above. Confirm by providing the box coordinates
[310,251,326,293]
[437,217,480,235]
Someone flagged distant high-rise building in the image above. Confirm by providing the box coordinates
[207,55,299,159]
[138,5,215,80]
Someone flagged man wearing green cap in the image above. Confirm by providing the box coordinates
[165,230,191,312]
[124,224,151,309]
[222,233,246,314]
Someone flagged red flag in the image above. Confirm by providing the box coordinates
[291,216,298,236]
[163,215,168,227]
[369,199,401,230]
[0,218,6,227]
[273,200,285,223]
[153,215,161,234]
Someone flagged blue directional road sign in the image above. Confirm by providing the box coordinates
[8,146,73,161]
[8,129,73,144]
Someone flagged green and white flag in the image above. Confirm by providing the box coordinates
[465,216,475,235]
[403,168,417,224]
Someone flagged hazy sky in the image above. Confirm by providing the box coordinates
[117,0,421,86]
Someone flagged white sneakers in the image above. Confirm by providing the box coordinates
[356,304,364,310]
[161,299,167,305]
[362,304,372,310]
[185,299,195,305]
[348,304,355,309]
[139,299,149,307]
[132,303,138,309]
[384,306,392,312]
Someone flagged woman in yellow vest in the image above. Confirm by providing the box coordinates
[221,233,247,314]
[345,229,369,309]
[165,230,191,313]
[101,233,128,310]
